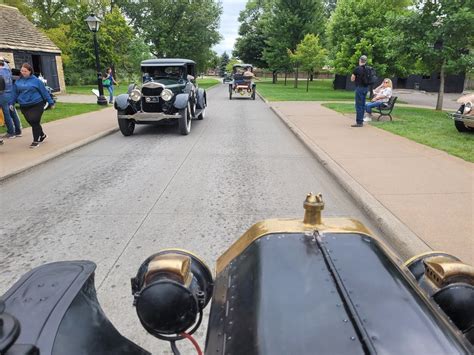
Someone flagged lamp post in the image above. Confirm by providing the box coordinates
[85,14,108,105]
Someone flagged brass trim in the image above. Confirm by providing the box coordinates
[145,254,192,286]
[424,256,474,287]
[403,251,459,267]
[157,248,213,276]
[216,217,373,274]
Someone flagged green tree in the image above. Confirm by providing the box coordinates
[43,24,72,67]
[391,0,474,110]
[233,0,269,68]
[263,0,325,83]
[119,0,222,72]
[67,5,136,84]
[327,0,411,77]
[226,57,242,73]
[219,51,230,76]
[206,50,220,72]
[289,34,327,91]
[3,0,34,20]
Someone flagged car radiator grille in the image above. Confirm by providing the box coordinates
[142,86,164,112]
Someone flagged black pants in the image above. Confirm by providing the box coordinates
[20,102,45,142]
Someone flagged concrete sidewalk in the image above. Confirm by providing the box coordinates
[270,102,473,264]
[0,107,117,180]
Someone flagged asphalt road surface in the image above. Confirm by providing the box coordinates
[0,83,387,353]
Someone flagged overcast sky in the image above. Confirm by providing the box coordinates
[213,0,248,56]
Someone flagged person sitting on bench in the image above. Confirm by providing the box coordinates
[364,78,392,121]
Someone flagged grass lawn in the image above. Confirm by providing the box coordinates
[196,77,220,90]
[65,85,128,95]
[66,77,220,95]
[1,102,106,134]
[322,103,474,163]
[257,79,355,101]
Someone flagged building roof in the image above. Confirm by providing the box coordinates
[141,58,195,67]
[0,5,61,54]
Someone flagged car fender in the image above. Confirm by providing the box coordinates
[196,88,206,109]
[114,94,130,111]
[173,93,189,110]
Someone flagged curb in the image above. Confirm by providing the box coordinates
[0,127,119,182]
[258,92,430,259]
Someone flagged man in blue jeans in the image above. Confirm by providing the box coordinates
[0,58,22,138]
[350,55,369,127]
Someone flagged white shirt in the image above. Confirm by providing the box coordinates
[376,87,392,102]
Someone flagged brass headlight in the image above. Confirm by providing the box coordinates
[130,89,141,102]
[161,89,173,102]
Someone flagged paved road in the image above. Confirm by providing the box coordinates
[0,84,387,353]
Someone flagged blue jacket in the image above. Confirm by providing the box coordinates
[13,75,54,107]
[0,66,14,94]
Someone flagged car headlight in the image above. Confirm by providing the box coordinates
[130,89,142,102]
[463,102,472,115]
[161,89,173,101]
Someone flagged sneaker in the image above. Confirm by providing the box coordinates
[363,116,372,122]
[15,132,22,137]
[2,133,16,139]
[351,123,364,127]
[39,134,47,142]
[29,142,40,149]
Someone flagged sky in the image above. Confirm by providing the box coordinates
[213,0,248,56]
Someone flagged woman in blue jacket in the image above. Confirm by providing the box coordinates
[12,63,55,148]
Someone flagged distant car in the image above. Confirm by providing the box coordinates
[114,58,207,136]
[222,72,232,83]
[451,93,474,133]
[229,63,256,100]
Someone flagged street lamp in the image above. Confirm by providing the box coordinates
[85,14,108,105]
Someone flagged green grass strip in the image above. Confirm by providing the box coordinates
[322,103,474,163]
[66,77,220,95]
[256,79,355,101]
[1,102,106,134]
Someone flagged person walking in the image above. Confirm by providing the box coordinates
[103,67,118,104]
[12,63,55,148]
[0,57,22,139]
[350,55,370,127]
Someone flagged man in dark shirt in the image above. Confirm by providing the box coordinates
[350,55,369,127]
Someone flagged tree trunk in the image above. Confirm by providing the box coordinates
[310,74,314,82]
[306,72,310,92]
[284,72,287,86]
[272,70,277,84]
[436,61,445,111]
[294,65,299,88]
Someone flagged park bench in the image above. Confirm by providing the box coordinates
[375,96,398,121]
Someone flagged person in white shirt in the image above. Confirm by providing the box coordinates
[364,78,392,121]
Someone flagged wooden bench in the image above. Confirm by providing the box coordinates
[374,96,398,121]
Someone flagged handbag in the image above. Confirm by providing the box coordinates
[102,78,111,86]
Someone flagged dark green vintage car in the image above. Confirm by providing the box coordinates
[1,194,473,354]
[114,59,207,136]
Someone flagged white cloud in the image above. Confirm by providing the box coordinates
[213,0,248,56]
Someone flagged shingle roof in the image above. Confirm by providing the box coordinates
[0,4,61,54]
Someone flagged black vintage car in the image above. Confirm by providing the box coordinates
[114,59,207,136]
[1,194,473,355]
